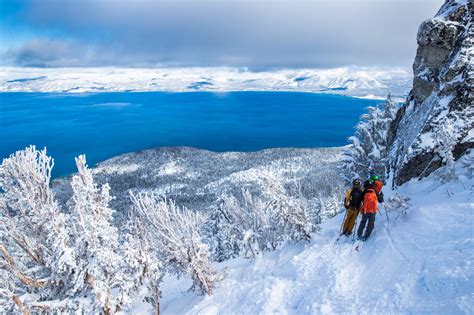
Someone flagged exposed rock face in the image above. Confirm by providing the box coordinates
[388,0,473,186]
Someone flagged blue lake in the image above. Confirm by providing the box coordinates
[0,92,379,177]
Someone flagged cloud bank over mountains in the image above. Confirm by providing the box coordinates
[2,0,442,69]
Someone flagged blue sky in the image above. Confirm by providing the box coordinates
[0,0,443,69]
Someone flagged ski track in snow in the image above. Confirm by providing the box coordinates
[159,166,474,314]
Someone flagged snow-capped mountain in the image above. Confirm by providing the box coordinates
[388,0,473,185]
[0,66,410,100]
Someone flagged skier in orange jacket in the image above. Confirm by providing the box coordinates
[357,180,382,241]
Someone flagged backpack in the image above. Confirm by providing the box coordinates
[374,180,383,193]
[349,188,364,209]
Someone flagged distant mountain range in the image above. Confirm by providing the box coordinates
[0,66,410,100]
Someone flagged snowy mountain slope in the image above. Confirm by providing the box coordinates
[53,147,345,222]
[0,66,410,100]
[157,154,473,315]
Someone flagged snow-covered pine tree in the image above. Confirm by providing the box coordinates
[203,198,241,262]
[237,189,269,257]
[208,189,315,259]
[130,192,220,295]
[68,155,147,312]
[341,94,399,182]
[120,216,163,314]
[434,120,457,184]
[0,146,78,312]
[268,196,314,245]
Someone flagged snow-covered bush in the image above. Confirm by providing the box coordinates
[130,192,220,295]
[204,198,242,262]
[384,195,411,220]
[269,196,314,244]
[434,120,457,185]
[205,189,315,260]
[121,216,163,312]
[315,194,342,222]
[0,147,152,313]
[0,146,79,312]
[68,155,149,312]
[341,94,399,182]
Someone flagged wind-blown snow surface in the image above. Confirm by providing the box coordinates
[158,156,474,314]
[0,66,410,100]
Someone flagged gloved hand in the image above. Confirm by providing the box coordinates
[378,191,384,203]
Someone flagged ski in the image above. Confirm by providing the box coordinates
[334,234,344,244]
[353,239,363,251]
[354,230,376,251]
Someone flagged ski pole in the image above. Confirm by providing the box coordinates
[352,210,359,241]
[384,205,390,222]
[339,208,348,235]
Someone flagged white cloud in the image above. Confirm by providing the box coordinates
[5,0,443,68]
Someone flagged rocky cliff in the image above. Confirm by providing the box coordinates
[388,0,473,186]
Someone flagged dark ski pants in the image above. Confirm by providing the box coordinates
[357,212,376,238]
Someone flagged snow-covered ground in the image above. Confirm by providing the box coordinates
[53,147,345,223]
[0,66,410,100]
[157,155,473,314]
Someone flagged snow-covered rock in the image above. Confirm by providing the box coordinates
[388,0,473,185]
[0,66,410,100]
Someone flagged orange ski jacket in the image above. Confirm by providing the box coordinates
[362,189,378,213]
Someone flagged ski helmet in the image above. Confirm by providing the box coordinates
[370,175,380,181]
[352,179,361,187]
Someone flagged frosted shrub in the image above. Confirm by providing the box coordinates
[206,189,315,260]
[268,196,314,244]
[204,199,242,262]
[121,217,163,312]
[0,146,78,312]
[130,192,220,295]
[237,189,270,256]
[434,120,458,187]
[68,155,148,313]
[384,195,411,220]
[211,190,269,258]
[0,147,149,313]
[317,194,342,222]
